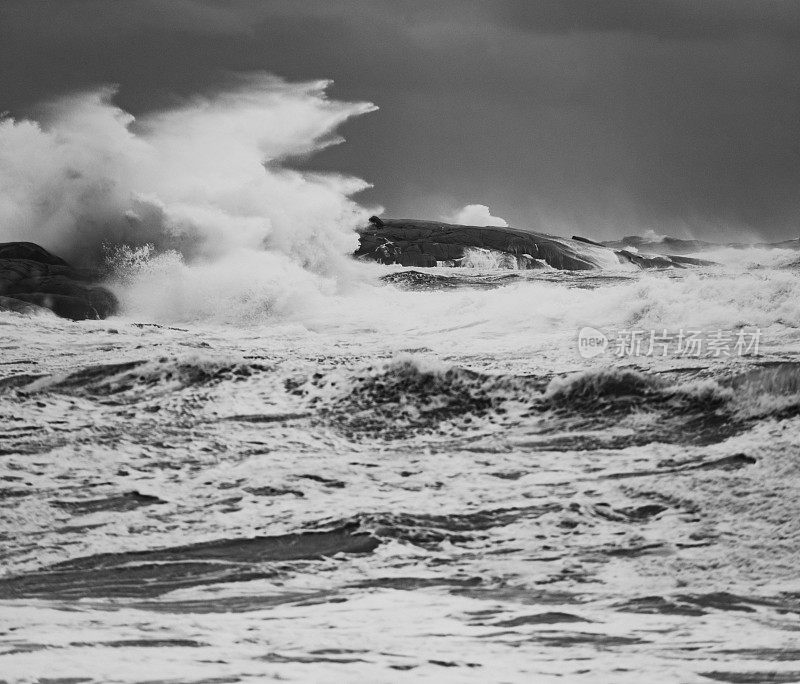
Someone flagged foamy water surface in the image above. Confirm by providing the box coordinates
[3,254,800,683]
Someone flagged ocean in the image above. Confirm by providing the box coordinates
[3,249,800,683]
[3,79,800,683]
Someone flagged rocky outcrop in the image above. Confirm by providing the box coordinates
[613,249,718,269]
[601,235,716,255]
[356,217,716,271]
[601,234,800,256]
[0,242,118,320]
[356,217,619,270]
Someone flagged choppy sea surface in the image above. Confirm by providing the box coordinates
[3,250,800,683]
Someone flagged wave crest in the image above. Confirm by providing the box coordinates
[544,368,665,406]
[292,358,800,445]
[5,356,268,398]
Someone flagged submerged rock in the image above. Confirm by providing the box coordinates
[0,295,52,317]
[357,218,716,271]
[0,242,118,320]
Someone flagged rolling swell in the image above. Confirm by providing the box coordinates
[5,356,800,450]
[0,357,271,398]
[728,362,800,419]
[0,506,560,600]
[298,359,800,446]
[0,524,379,599]
[293,358,546,440]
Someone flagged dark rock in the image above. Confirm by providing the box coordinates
[0,242,118,320]
[666,254,719,267]
[571,235,605,247]
[356,218,616,270]
[576,234,719,267]
[616,249,718,269]
[357,218,717,271]
[0,295,51,316]
[0,241,70,266]
[604,235,717,254]
[595,233,800,258]
[617,249,684,269]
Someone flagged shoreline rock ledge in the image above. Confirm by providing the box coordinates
[0,242,118,320]
[355,216,717,270]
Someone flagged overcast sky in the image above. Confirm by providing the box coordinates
[2,0,800,241]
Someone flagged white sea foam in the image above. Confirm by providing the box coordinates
[687,246,799,269]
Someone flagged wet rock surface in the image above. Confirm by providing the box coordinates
[356,217,719,270]
[356,217,618,270]
[0,241,117,319]
[2,262,800,682]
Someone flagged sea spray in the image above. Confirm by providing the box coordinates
[0,75,378,321]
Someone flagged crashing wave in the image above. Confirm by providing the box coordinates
[457,247,547,270]
[544,368,666,406]
[0,76,378,323]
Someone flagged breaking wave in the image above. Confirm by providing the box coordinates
[459,247,549,270]
[10,355,800,435]
[295,266,800,359]
[689,246,800,270]
[0,74,378,323]
[543,367,666,405]
[288,357,800,445]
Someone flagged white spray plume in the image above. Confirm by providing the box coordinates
[0,74,377,268]
[447,204,508,227]
[0,74,381,322]
[640,229,665,243]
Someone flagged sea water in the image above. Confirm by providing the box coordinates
[2,77,800,683]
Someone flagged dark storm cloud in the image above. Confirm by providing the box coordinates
[1,0,799,240]
[496,0,800,41]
